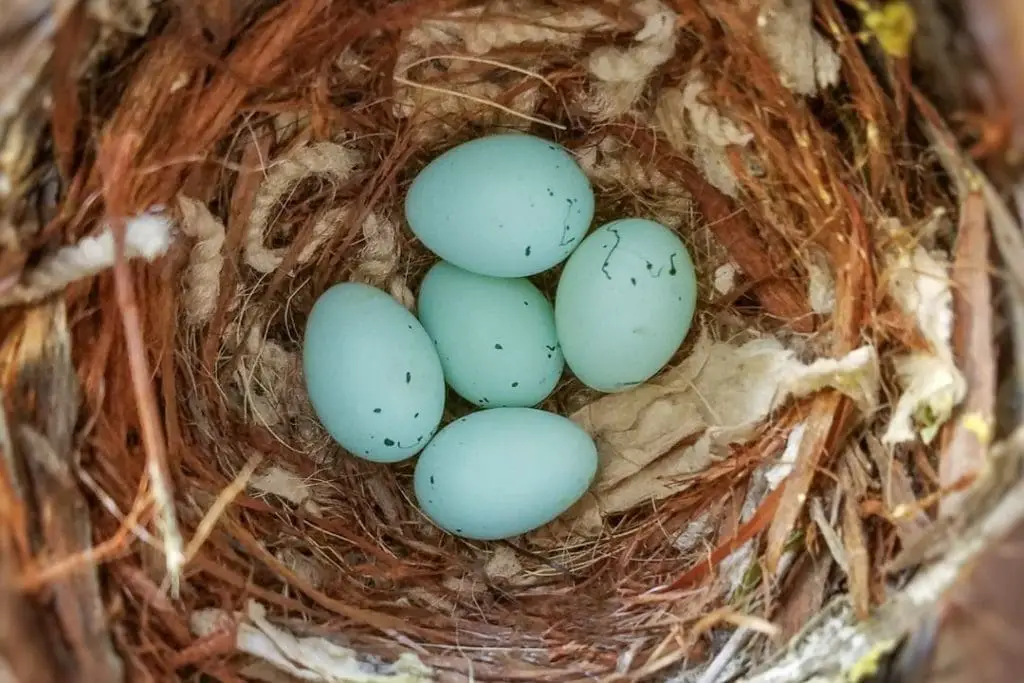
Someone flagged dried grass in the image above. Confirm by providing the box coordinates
[0,0,1020,682]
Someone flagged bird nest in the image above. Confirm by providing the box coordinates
[3,1,1024,682]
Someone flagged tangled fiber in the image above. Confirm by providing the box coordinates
[2,1,1024,682]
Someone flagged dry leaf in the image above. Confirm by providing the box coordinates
[757,0,841,96]
[585,0,678,119]
[656,73,754,197]
[485,545,524,582]
[406,2,611,57]
[884,353,966,445]
[190,601,432,683]
[807,249,836,314]
[562,432,719,535]
[777,346,880,414]
[886,243,954,352]
[539,331,880,538]
[763,422,806,491]
[541,332,795,537]
[713,263,739,295]
[882,223,967,444]
[572,331,794,493]
[249,466,320,515]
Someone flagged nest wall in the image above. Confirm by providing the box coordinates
[2,1,1022,683]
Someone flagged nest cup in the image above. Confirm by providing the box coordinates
[3,1,1024,682]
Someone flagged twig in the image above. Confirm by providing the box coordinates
[940,188,996,515]
[809,497,848,575]
[399,54,559,91]
[183,454,262,564]
[745,430,1024,683]
[667,482,785,591]
[110,210,185,598]
[393,75,567,130]
[840,470,871,620]
[766,394,846,572]
[696,627,751,683]
[17,489,149,591]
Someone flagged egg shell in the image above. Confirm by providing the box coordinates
[417,261,564,408]
[555,218,697,392]
[405,134,595,277]
[302,282,445,463]
[414,408,598,540]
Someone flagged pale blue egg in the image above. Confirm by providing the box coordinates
[302,283,445,463]
[555,218,698,392]
[418,261,563,408]
[414,408,598,540]
[405,134,595,277]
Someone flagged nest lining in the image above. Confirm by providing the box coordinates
[2,1,1022,682]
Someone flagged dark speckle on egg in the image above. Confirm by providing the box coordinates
[405,371,412,383]
[494,343,503,350]
[414,412,420,418]
[630,277,637,286]
[373,407,382,414]
[511,382,519,388]
[523,300,530,306]
[524,245,532,256]
[430,475,435,484]
[384,438,395,446]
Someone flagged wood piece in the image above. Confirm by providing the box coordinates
[0,302,122,682]
[941,189,996,515]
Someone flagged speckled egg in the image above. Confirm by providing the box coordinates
[414,408,598,540]
[555,218,698,392]
[302,282,445,463]
[405,134,595,277]
[417,261,563,408]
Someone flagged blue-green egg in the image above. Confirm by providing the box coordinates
[302,283,445,463]
[414,408,598,540]
[418,261,563,408]
[555,218,698,393]
[405,134,595,277]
